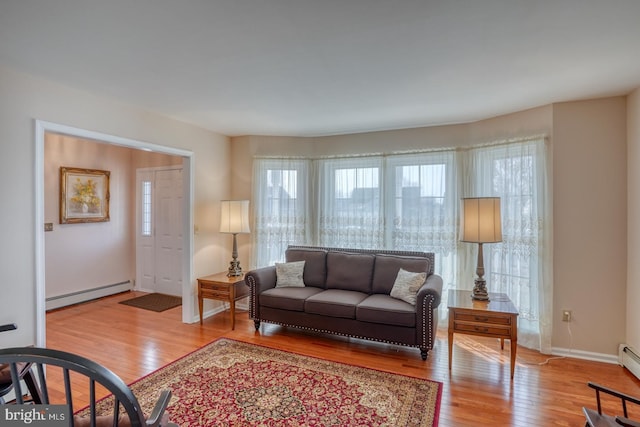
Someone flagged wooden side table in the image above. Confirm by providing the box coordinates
[448,289,519,378]
[197,272,249,330]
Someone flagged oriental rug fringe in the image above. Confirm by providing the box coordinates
[87,338,442,426]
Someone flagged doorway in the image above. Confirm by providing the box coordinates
[136,167,184,296]
[35,120,195,347]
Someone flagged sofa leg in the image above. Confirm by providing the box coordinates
[254,320,261,331]
[420,349,428,360]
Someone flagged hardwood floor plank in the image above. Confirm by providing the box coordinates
[45,291,640,426]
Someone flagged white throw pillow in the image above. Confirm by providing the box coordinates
[275,261,306,288]
[389,268,427,305]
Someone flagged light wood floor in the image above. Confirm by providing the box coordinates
[46,291,640,426]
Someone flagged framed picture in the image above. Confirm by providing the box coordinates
[60,167,110,224]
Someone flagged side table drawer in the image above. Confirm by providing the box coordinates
[453,321,511,338]
[200,288,230,299]
[454,312,512,326]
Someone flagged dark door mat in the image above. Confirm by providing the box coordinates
[118,293,182,312]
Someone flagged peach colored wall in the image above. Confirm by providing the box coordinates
[628,88,640,353]
[130,149,182,168]
[44,134,184,301]
[552,97,627,355]
[468,105,552,143]
[311,124,470,154]
[44,134,134,298]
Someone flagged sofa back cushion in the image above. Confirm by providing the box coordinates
[326,251,375,293]
[372,254,432,294]
[285,247,328,288]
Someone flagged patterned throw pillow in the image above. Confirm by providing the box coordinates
[389,268,427,305]
[275,261,306,287]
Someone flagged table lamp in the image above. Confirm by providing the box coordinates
[220,200,250,277]
[460,197,502,300]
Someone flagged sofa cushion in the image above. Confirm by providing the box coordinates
[260,287,324,312]
[389,268,427,305]
[286,247,328,288]
[305,289,368,319]
[275,261,306,287]
[356,294,416,327]
[371,254,431,294]
[326,252,375,293]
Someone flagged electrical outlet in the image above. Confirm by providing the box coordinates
[562,310,572,322]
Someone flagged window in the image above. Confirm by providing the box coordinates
[387,152,456,251]
[318,157,383,248]
[141,180,152,236]
[464,139,551,351]
[252,159,310,267]
[387,152,458,290]
[251,137,550,351]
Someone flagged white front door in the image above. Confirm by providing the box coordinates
[136,167,183,296]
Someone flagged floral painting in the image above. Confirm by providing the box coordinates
[60,167,110,223]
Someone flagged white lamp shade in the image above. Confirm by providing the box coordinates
[219,200,250,234]
[460,197,502,243]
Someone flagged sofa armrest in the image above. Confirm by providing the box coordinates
[417,273,443,309]
[416,273,443,350]
[245,266,277,293]
[245,266,277,320]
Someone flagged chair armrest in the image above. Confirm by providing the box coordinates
[589,382,640,405]
[588,382,640,421]
[145,389,172,427]
[588,382,640,408]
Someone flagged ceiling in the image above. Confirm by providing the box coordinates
[1,1,639,137]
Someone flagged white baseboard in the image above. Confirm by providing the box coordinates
[46,281,132,311]
[551,346,619,365]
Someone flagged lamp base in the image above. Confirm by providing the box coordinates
[471,278,489,301]
[227,260,243,277]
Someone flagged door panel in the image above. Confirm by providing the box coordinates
[154,169,183,296]
[135,167,183,296]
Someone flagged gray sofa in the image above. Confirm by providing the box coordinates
[245,245,443,360]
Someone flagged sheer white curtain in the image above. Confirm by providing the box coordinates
[385,152,459,291]
[317,156,385,249]
[251,158,311,268]
[462,138,552,352]
[251,138,552,352]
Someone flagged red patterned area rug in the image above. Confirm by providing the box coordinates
[89,338,442,426]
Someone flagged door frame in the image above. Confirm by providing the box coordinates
[35,120,195,347]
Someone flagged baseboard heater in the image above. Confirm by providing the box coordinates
[619,344,640,380]
[46,280,132,311]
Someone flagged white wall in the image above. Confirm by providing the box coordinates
[628,88,640,352]
[0,65,231,347]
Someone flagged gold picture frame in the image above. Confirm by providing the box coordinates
[60,167,110,224]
